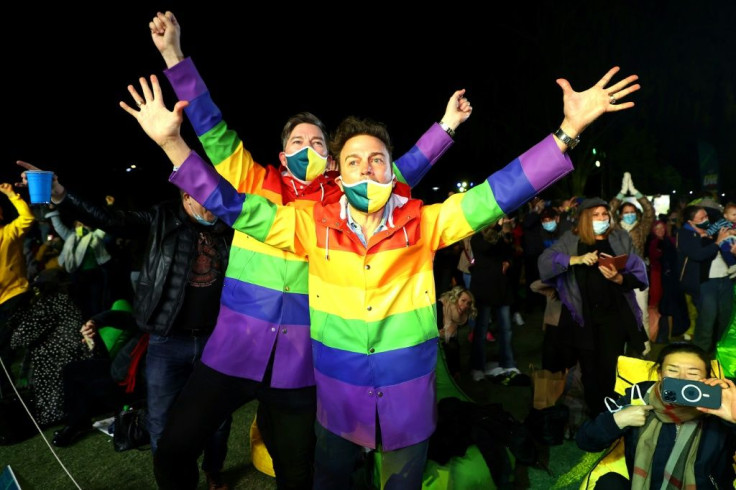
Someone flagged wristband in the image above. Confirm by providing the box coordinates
[439,121,456,138]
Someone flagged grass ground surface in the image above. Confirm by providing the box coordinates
[1,304,665,489]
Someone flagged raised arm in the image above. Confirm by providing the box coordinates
[151,11,282,197]
[150,10,184,68]
[392,89,472,188]
[554,66,640,151]
[16,161,154,238]
[0,183,34,239]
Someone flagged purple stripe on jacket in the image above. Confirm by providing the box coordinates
[314,369,436,451]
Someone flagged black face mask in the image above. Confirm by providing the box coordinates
[695,220,710,230]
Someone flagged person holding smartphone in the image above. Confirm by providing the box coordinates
[576,342,736,489]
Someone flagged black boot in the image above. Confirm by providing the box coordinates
[52,424,92,447]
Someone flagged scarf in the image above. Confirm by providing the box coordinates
[441,299,469,342]
[632,381,704,490]
[620,220,638,233]
[119,333,149,394]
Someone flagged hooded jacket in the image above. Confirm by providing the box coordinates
[170,133,572,451]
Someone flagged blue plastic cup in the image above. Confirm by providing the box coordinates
[26,170,53,204]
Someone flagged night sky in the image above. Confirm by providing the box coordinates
[3,2,735,214]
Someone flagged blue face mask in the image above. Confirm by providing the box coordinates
[621,213,637,225]
[284,146,328,183]
[541,221,558,232]
[695,220,710,230]
[187,200,218,227]
[193,214,218,227]
[593,219,610,235]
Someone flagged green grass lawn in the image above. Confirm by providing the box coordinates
[1,306,609,489]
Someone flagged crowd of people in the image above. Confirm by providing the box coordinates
[1,9,736,490]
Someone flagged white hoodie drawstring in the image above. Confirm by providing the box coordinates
[324,227,330,260]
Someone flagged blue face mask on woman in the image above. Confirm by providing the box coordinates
[621,213,637,225]
[593,219,610,235]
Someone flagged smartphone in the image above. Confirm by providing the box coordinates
[661,377,722,409]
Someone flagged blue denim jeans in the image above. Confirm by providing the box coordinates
[471,304,515,370]
[314,422,428,490]
[145,333,232,473]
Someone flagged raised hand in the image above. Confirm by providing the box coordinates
[557,66,640,139]
[15,160,66,201]
[150,11,184,68]
[0,183,15,196]
[441,89,472,131]
[119,75,191,166]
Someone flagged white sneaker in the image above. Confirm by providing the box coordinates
[471,370,485,382]
[504,367,521,376]
[486,367,506,378]
[513,312,525,326]
[484,362,499,376]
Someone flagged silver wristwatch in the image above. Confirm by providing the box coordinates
[554,127,580,149]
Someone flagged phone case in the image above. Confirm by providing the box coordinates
[661,377,722,409]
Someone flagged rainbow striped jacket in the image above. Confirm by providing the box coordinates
[164,58,453,388]
[170,134,573,450]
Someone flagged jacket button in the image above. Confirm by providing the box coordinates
[365,264,371,270]
[321,218,327,223]
[367,306,372,311]
[377,392,383,397]
[284,286,290,291]
[271,327,276,332]
[368,390,373,396]
[282,328,287,334]
[369,348,375,353]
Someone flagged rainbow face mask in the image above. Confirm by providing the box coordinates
[284,146,328,183]
[341,178,394,213]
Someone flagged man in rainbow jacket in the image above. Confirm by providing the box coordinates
[122,63,640,489]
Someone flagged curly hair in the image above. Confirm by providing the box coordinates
[438,285,478,319]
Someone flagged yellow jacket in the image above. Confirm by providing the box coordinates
[0,192,35,304]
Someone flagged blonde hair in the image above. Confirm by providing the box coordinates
[439,286,478,319]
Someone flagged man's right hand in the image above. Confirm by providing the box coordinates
[16,160,66,202]
[150,11,184,68]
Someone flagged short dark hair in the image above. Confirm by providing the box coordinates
[330,116,393,166]
[651,342,712,378]
[681,205,704,223]
[280,112,329,150]
[540,207,559,220]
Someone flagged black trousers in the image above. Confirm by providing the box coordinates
[154,361,317,490]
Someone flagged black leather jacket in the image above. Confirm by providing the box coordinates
[59,192,232,335]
